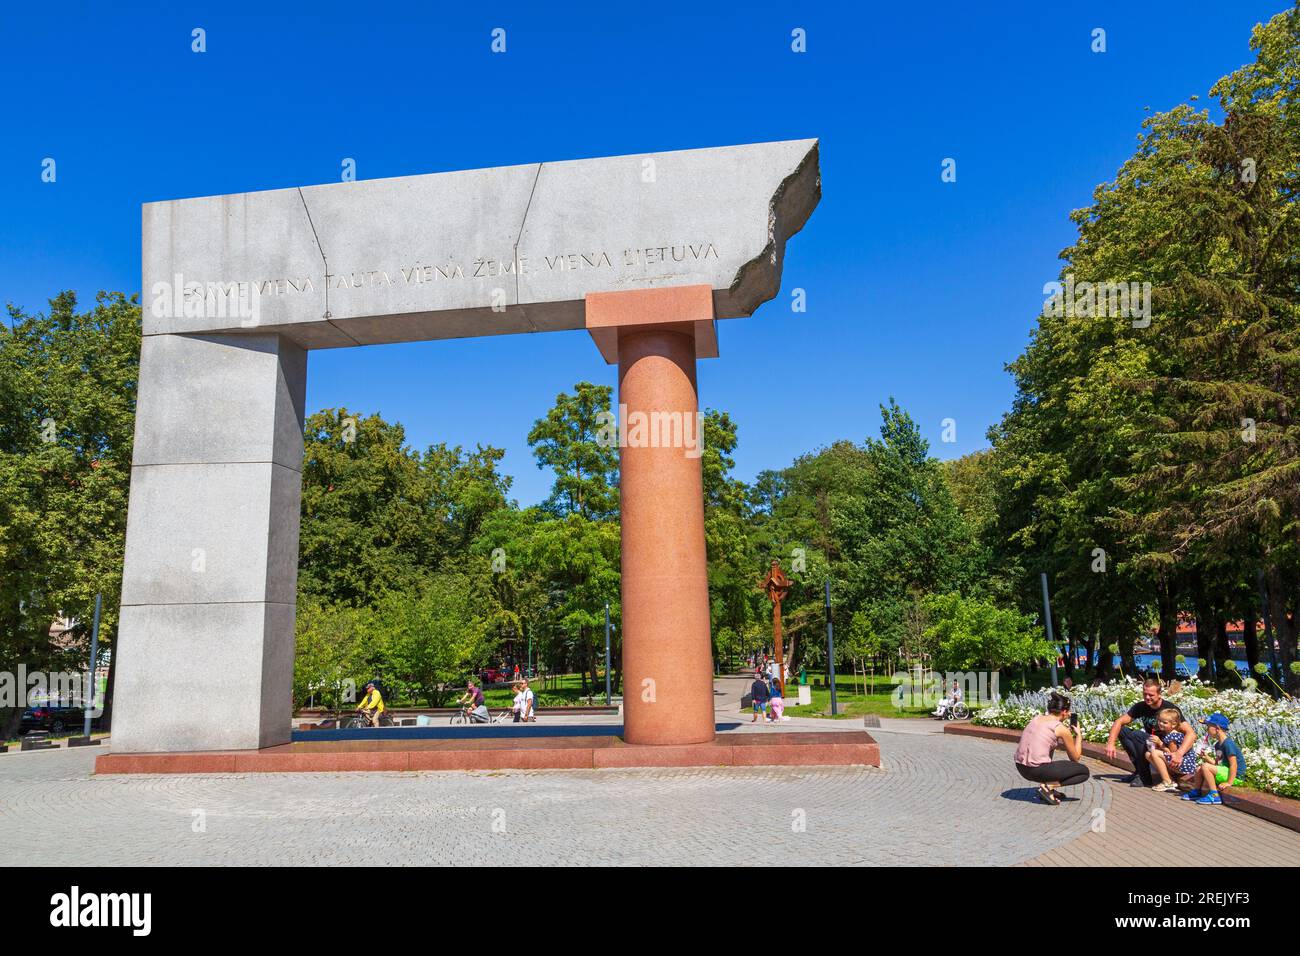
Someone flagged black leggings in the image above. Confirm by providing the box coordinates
[1016,760,1090,788]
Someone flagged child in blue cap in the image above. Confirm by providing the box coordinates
[1181,712,1246,804]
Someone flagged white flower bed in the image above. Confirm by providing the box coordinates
[974,677,1300,799]
[1249,748,1300,800]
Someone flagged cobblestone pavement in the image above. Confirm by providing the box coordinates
[1024,762,1300,867]
[3,721,1110,866]
[4,716,1296,866]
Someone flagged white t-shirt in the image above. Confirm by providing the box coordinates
[512,690,526,711]
[519,689,534,715]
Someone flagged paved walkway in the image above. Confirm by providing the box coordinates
[3,681,1297,866]
[1024,759,1300,866]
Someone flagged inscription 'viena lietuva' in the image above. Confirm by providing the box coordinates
[210,242,720,298]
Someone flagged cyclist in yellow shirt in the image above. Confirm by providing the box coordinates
[357,681,385,728]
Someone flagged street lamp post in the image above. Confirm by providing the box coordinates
[1041,573,1058,686]
[604,602,612,706]
[83,593,102,739]
[825,579,837,717]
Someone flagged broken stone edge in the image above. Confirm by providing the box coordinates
[721,139,821,319]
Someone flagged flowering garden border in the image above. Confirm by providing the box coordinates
[970,677,1300,801]
[944,721,1300,835]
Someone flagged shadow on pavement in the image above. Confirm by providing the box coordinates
[1001,787,1085,804]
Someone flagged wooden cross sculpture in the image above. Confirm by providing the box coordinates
[761,559,792,696]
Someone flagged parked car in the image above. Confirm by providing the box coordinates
[20,704,99,735]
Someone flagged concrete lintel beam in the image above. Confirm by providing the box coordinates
[142,139,820,349]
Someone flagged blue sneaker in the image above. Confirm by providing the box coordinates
[1196,791,1223,805]
[1180,789,1202,801]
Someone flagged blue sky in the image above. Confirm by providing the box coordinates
[1,0,1288,504]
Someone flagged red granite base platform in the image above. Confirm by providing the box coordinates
[94,731,880,775]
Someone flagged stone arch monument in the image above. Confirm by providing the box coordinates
[112,139,820,754]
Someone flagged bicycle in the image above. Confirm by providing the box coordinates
[342,710,394,729]
[449,706,511,725]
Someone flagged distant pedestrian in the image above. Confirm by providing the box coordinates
[750,671,769,723]
[520,679,536,722]
[767,675,785,722]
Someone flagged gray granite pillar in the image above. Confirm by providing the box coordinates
[111,332,306,752]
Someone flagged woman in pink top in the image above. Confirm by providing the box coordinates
[1013,692,1089,805]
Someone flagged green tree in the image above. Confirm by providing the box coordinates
[525,513,620,693]
[990,7,1300,689]
[470,505,550,674]
[373,574,491,706]
[299,409,434,605]
[701,409,761,668]
[527,381,618,520]
[292,596,370,711]
[836,401,977,657]
[423,441,513,554]
[922,592,1050,673]
[523,384,622,691]
[0,292,139,737]
[1119,8,1300,689]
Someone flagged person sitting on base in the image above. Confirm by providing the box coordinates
[1182,713,1246,805]
[357,681,385,728]
[1145,707,1200,792]
[1105,677,1196,786]
[1013,691,1090,805]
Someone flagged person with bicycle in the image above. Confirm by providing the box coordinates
[357,681,385,728]
[457,678,490,724]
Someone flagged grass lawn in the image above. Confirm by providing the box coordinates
[779,665,1093,720]
[784,685,931,719]
[780,674,991,720]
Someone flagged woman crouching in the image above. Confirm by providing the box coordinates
[1013,691,1090,805]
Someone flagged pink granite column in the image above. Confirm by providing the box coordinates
[586,286,717,746]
